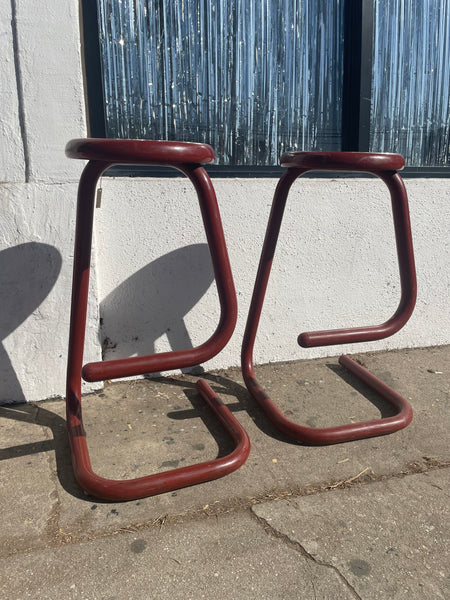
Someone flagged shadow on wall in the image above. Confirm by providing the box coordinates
[0,242,62,403]
[100,243,215,373]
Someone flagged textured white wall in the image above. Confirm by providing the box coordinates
[1,0,449,404]
[0,0,100,404]
[95,175,450,376]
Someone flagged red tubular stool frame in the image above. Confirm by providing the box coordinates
[66,139,249,500]
[242,152,416,445]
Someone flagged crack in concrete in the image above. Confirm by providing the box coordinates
[250,509,362,600]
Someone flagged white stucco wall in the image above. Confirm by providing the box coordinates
[95,176,450,377]
[0,0,449,404]
[0,0,100,404]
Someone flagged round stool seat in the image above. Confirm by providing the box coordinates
[280,151,405,172]
[65,138,216,165]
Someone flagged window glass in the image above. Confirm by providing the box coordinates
[371,0,450,166]
[97,0,344,166]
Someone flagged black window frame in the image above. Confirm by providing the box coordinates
[81,0,450,178]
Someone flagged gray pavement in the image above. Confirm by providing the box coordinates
[1,345,449,599]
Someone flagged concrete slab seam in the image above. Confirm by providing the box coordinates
[2,460,449,561]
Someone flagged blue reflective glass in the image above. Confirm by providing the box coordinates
[371,0,450,166]
[97,0,344,166]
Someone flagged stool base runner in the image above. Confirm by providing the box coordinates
[242,354,413,446]
[67,379,250,501]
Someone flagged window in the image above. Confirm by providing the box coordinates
[96,0,344,167]
[82,0,450,175]
[370,0,450,167]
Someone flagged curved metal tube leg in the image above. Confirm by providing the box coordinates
[66,139,247,499]
[242,153,415,445]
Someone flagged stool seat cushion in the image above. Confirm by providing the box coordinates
[65,138,216,165]
[280,151,405,172]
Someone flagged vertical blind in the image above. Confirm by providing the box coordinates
[371,0,450,166]
[97,0,344,166]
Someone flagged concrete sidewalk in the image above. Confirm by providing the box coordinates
[1,346,449,599]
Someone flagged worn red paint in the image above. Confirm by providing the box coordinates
[66,138,249,501]
[241,151,416,445]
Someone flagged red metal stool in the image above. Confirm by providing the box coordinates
[242,152,417,445]
[66,138,249,500]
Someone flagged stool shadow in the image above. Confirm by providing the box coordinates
[325,362,398,418]
[0,382,245,501]
[0,242,62,404]
[99,243,215,375]
[166,362,398,447]
[165,373,293,444]
[0,402,84,498]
